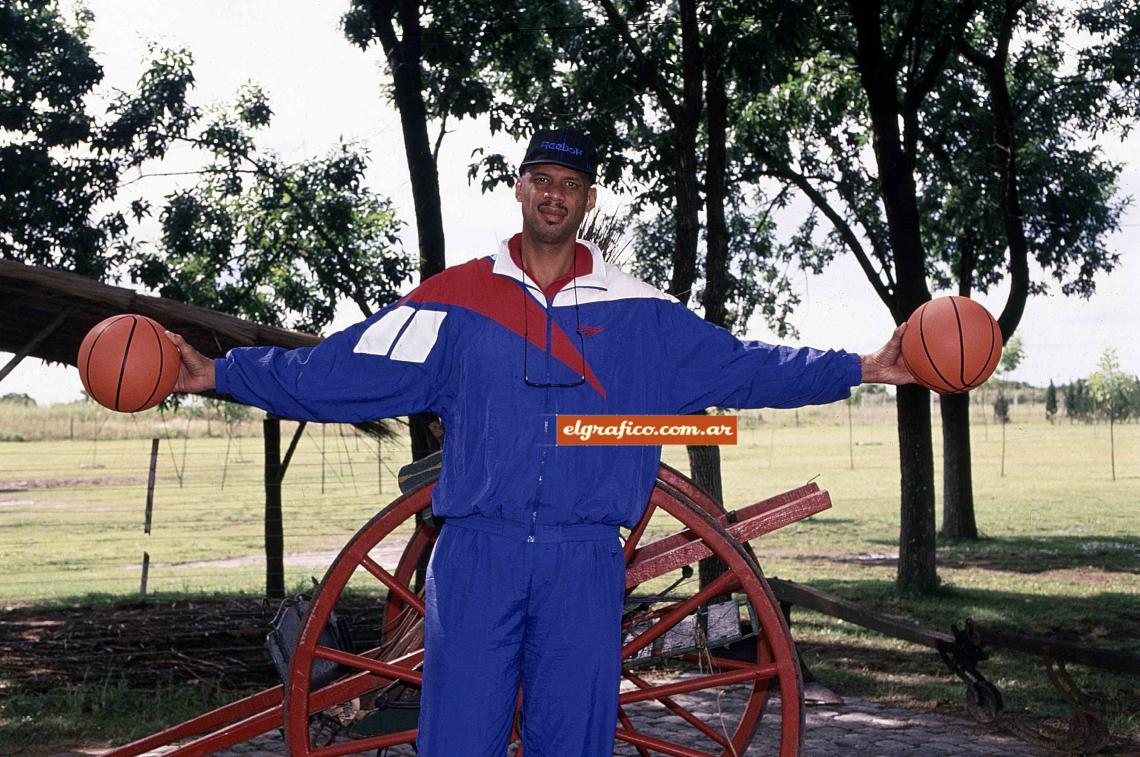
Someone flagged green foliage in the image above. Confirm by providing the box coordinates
[998,335,1025,375]
[923,1,1124,299]
[457,0,805,336]
[1089,348,1140,423]
[1075,0,1140,131]
[735,1,1125,306]
[1044,380,1058,423]
[3,2,411,333]
[992,393,1011,424]
[132,111,411,330]
[1064,378,1096,423]
[0,1,196,277]
[0,392,36,406]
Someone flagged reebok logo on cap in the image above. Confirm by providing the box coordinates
[520,128,598,178]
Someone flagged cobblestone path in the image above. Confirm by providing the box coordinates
[106,691,1046,756]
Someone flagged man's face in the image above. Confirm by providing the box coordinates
[515,164,597,246]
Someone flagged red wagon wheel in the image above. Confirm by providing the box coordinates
[284,467,803,756]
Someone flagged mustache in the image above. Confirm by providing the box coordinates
[539,201,567,212]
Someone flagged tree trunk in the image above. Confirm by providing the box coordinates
[850,2,939,592]
[367,1,446,461]
[896,385,938,592]
[688,17,730,559]
[701,17,729,328]
[688,442,728,586]
[666,0,703,306]
[940,392,977,538]
[378,0,446,279]
[1110,416,1116,481]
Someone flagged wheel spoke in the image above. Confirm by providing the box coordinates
[620,665,778,705]
[361,555,426,616]
[313,645,423,687]
[615,727,718,757]
[311,729,417,757]
[623,499,658,565]
[616,707,653,757]
[675,652,768,671]
[623,670,729,748]
[621,570,738,658]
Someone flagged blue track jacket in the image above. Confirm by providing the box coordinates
[215,239,862,530]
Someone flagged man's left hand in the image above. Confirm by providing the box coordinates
[860,324,916,386]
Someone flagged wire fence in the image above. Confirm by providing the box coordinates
[0,419,419,601]
[0,397,1064,601]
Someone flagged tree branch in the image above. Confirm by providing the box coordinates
[761,158,895,311]
[179,135,376,317]
[592,0,681,122]
[890,0,925,71]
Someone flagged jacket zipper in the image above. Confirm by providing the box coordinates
[529,295,556,543]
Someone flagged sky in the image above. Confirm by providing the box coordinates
[4,0,1138,404]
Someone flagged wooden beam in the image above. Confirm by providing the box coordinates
[0,309,70,384]
[277,421,307,484]
[767,577,952,650]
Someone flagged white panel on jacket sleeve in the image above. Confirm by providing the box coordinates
[390,309,447,363]
[354,306,415,356]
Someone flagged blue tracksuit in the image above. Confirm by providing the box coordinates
[215,237,862,756]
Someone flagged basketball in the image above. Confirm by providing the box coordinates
[900,296,1003,394]
[77,314,181,412]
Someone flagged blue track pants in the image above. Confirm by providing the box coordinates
[416,518,626,756]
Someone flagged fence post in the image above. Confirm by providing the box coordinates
[140,551,149,597]
[145,438,158,534]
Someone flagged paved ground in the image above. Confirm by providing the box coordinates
[113,689,1048,756]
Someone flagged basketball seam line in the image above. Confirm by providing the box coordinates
[83,315,126,397]
[965,313,999,388]
[918,307,959,393]
[139,318,165,411]
[950,297,966,388]
[115,318,138,412]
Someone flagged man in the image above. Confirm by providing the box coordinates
[169,128,914,756]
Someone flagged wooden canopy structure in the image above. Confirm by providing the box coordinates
[0,260,319,375]
[0,260,395,599]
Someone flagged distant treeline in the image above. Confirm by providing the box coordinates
[1047,377,1140,424]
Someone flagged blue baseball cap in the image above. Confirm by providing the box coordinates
[519,128,599,180]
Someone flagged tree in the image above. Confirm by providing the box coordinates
[1088,348,1139,481]
[1064,378,1095,423]
[3,1,413,600]
[991,334,1023,477]
[735,0,1126,586]
[1045,380,1058,423]
[736,2,981,590]
[931,0,1123,538]
[131,87,411,333]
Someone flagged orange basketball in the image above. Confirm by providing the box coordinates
[77,314,180,412]
[901,296,1003,394]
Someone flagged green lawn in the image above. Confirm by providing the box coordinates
[0,398,1136,750]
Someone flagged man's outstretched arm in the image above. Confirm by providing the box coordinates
[161,302,453,423]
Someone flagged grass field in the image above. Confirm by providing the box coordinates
[0,395,1137,750]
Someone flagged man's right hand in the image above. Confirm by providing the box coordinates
[166,331,217,394]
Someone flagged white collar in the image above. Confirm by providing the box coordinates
[491,238,610,295]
